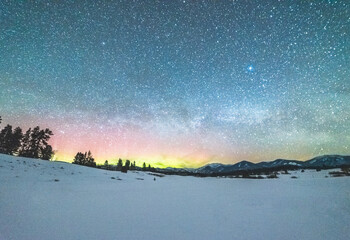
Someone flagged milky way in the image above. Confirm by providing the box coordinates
[1,0,349,167]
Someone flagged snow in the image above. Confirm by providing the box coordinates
[1,154,350,240]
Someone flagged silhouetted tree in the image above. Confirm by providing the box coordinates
[18,126,54,160]
[129,161,136,170]
[117,158,123,171]
[0,124,14,154]
[104,160,109,169]
[73,152,85,165]
[142,162,146,171]
[72,151,96,167]
[41,145,54,160]
[11,127,23,154]
[85,151,95,167]
[148,164,151,171]
[125,159,130,170]
[0,125,23,155]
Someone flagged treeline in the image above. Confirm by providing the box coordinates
[1,116,154,171]
[72,150,154,173]
[0,116,54,160]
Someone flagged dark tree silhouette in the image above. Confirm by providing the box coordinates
[41,145,54,160]
[85,151,95,167]
[72,151,96,167]
[73,152,85,165]
[0,125,23,155]
[10,127,23,155]
[125,159,130,170]
[142,162,146,171]
[129,161,136,170]
[0,124,13,154]
[18,126,54,160]
[117,158,123,171]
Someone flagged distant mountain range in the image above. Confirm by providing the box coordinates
[156,155,350,175]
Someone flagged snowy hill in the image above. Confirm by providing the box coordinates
[160,155,350,175]
[304,155,350,168]
[255,159,303,168]
[1,153,350,240]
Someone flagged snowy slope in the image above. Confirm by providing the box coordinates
[304,155,350,168]
[1,154,350,240]
[168,155,350,175]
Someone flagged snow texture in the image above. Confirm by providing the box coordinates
[1,154,349,240]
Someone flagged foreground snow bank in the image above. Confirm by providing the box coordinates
[0,154,349,240]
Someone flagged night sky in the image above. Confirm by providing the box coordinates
[1,0,349,167]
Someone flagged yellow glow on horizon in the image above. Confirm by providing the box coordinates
[53,152,206,168]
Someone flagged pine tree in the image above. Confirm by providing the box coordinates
[142,162,146,171]
[41,145,54,160]
[129,161,136,170]
[0,124,13,154]
[72,151,95,167]
[117,158,123,171]
[125,159,130,170]
[18,126,54,160]
[9,127,23,155]
[0,125,22,155]
[85,151,96,167]
[73,152,85,165]
[19,128,31,157]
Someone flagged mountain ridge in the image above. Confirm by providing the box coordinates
[156,155,350,175]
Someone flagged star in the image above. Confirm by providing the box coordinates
[247,65,254,72]
[0,0,348,167]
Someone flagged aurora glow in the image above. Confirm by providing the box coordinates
[1,1,349,167]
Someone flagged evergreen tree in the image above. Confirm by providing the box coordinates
[72,151,96,167]
[0,124,13,154]
[11,127,23,154]
[85,151,96,167]
[19,128,31,157]
[41,145,54,160]
[148,164,151,171]
[125,159,130,170]
[129,161,136,170]
[104,160,109,168]
[18,126,54,160]
[73,152,85,165]
[0,125,22,155]
[117,158,123,171]
[142,162,146,171]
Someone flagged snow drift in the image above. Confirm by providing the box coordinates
[0,154,349,240]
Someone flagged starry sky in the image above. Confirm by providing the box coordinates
[1,0,349,167]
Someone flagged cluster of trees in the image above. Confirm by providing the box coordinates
[102,158,154,172]
[0,116,54,160]
[142,162,153,171]
[1,116,155,171]
[115,158,136,172]
[73,151,96,167]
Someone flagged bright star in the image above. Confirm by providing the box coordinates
[247,65,254,72]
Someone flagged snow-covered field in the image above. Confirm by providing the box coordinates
[1,154,349,240]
